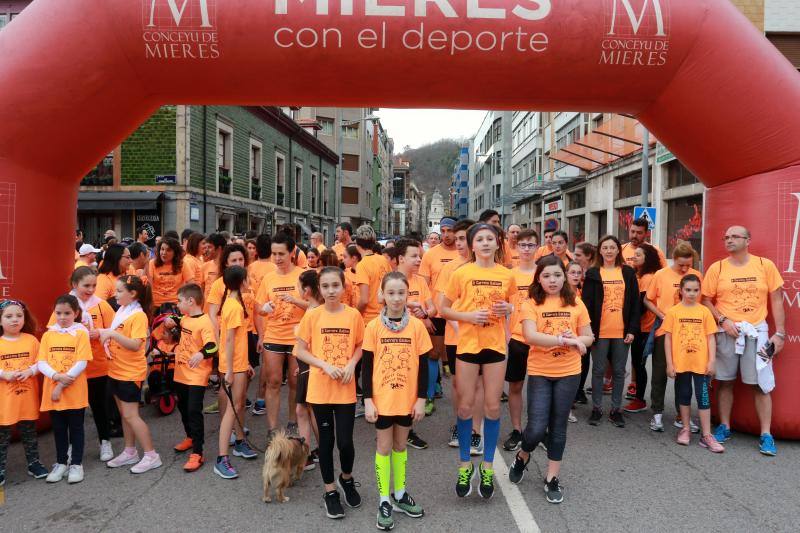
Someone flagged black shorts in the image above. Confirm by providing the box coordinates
[457,349,506,366]
[248,332,260,368]
[295,361,310,404]
[505,339,529,383]
[264,343,294,355]
[431,317,446,337]
[107,377,142,403]
[446,345,457,375]
[375,414,413,430]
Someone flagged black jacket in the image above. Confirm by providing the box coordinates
[582,265,641,338]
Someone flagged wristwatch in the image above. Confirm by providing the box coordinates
[718,315,727,326]
[775,331,786,339]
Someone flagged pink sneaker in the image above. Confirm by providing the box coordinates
[676,427,691,446]
[107,449,139,468]
[131,453,162,474]
[699,434,725,453]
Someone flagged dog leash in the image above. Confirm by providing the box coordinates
[220,380,268,454]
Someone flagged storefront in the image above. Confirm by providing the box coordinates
[77,191,163,246]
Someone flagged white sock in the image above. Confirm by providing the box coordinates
[380,495,390,504]
[394,488,405,500]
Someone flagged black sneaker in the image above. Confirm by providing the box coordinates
[503,429,522,451]
[377,501,394,530]
[27,460,49,479]
[478,463,495,499]
[0,470,5,486]
[311,448,320,463]
[544,477,563,504]
[337,474,362,508]
[245,398,253,409]
[500,391,509,403]
[574,389,588,405]
[455,463,474,497]
[609,409,626,428]
[324,490,345,519]
[406,430,428,450]
[588,408,602,425]
[508,451,530,484]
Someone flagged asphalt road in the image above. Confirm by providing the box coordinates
[1,366,798,533]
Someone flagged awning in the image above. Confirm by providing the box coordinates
[296,221,313,236]
[78,191,163,211]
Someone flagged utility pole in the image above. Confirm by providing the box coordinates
[641,129,650,208]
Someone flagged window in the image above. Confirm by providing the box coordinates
[217,124,233,195]
[667,195,703,263]
[595,210,608,242]
[616,206,634,242]
[493,118,502,143]
[342,186,359,205]
[666,160,699,189]
[322,175,329,215]
[393,175,404,202]
[615,170,652,200]
[569,215,585,244]
[311,171,318,213]
[494,151,502,175]
[83,152,114,186]
[342,153,359,172]
[275,153,286,206]
[295,165,303,209]
[343,123,360,139]
[0,14,7,30]
[494,184,501,205]
[318,116,334,136]
[567,189,586,210]
[250,140,262,201]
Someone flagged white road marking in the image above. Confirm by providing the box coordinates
[493,448,541,533]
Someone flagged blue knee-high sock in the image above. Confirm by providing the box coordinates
[457,417,472,462]
[483,417,501,463]
[427,358,439,399]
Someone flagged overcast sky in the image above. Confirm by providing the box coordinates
[376,109,487,152]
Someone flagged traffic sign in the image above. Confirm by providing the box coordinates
[633,206,657,231]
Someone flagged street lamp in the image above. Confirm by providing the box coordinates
[337,113,379,228]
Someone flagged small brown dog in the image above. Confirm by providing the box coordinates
[262,431,308,503]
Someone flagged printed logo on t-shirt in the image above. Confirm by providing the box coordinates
[677,318,704,354]
[602,280,624,313]
[378,337,413,390]
[728,277,760,314]
[471,280,506,322]
[1,351,34,396]
[540,311,572,358]
[272,286,297,323]
[320,328,351,367]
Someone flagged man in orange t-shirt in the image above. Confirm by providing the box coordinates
[419,217,459,361]
[533,227,556,262]
[331,222,354,262]
[620,217,667,269]
[701,225,785,454]
[354,225,392,324]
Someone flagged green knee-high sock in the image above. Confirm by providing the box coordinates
[376,452,391,503]
[391,448,407,499]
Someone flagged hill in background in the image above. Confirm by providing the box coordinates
[399,139,463,198]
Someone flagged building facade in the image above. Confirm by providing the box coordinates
[468,111,513,224]
[407,182,426,237]
[427,189,445,234]
[450,142,471,219]
[371,120,393,235]
[78,106,338,245]
[391,157,410,235]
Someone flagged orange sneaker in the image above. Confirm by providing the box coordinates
[174,437,193,452]
[183,453,204,472]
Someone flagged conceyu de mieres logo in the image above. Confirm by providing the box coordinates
[142,0,219,60]
[601,0,669,67]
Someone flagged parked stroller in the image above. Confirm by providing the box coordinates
[144,313,180,415]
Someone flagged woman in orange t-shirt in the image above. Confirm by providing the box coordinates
[581,235,640,428]
[625,243,662,413]
[306,247,321,270]
[148,237,195,314]
[96,244,133,302]
[37,295,92,482]
[508,256,593,503]
[295,267,364,516]
[0,299,48,483]
[99,276,162,475]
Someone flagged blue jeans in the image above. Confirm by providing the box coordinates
[521,374,580,461]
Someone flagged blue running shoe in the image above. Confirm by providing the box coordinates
[759,433,777,456]
[233,441,258,459]
[214,456,239,479]
[713,424,731,443]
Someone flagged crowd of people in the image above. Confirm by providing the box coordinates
[0,211,786,530]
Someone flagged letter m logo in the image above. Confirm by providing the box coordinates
[607,0,668,37]
[144,0,215,29]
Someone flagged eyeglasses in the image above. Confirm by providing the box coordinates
[517,243,538,250]
[723,235,747,241]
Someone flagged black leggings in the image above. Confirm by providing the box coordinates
[87,376,110,442]
[577,349,591,399]
[630,331,650,401]
[51,408,85,465]
[311,403,356,485]
[175,382,205,454]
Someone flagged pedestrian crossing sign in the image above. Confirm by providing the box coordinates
[633,206,657,232]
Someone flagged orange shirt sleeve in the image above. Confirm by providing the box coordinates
[362,319,377,352]
[702,307,718,336]
[443,267,463,303]
[763,259,784,292]
[354,260,370,286]
[701,261,720,299]
[352,311,365,346]
[415,320,433,355]
[182,261,195,284]
[36,334,50,362]
[129,313,149,340]
[646,270,661,303]
[297,310,313,345]
[76,330,92,362]
[419,251,433,280]
[576,300,591,329]
[99,300,116,329]
[661,308,676,334]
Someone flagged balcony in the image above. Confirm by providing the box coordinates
[218,167,231,195]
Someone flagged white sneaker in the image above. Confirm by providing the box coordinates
[107,449,140,468]
[131,453,162,474]
[568,411,577,423]
[673,418,700,434]
[100,440,114,462]
[650,414,664,432]
[67,465,84,484]
[46,463,68,483]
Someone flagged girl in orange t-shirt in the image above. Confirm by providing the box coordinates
[363,272,431,526]
[0,299,48,484]
[295,267,364,517]
[342,245,361,308]
[96,244,132,302]
[37,295,92,483]
[99,276,162,475]
[148,237,195,314]
[663,274,722,452]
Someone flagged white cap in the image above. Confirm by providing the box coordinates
[79,243,102,256]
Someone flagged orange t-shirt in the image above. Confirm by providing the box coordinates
[638,273,656,333]
[434,256,468,346]
[621,242,668,269]
[521,296,591,377]
[701,255,783,325]
[509,267,535,342]
[107,312,149,382]
[183,254,203,286]
[363,316,432,416]
[149,260,196,307]
[256,267,305,345]
[297,305,364,405]
[419,244,460,297]
[354,253,393,323]
[38,329,92,411]
[174,313,216,387]
[74,259,90,270]
[661,303,718,374]
[343,268,359,308]
[444,262,516,355]
[206,276,256,331]
[95,273,119,301]
[200,260,220,303]
[0,334,41,425]
[406,273,432,309]
[533,245,553,262]
[219,297,249,373]
[599,267,625,339]
[48,299,115,379]
[248,260,277,295]
[647,266,704,336]
[332,242,349,262]
[126,264,149,285]
[504,242,520,268]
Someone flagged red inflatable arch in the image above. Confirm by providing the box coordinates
[1,0,799,437]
